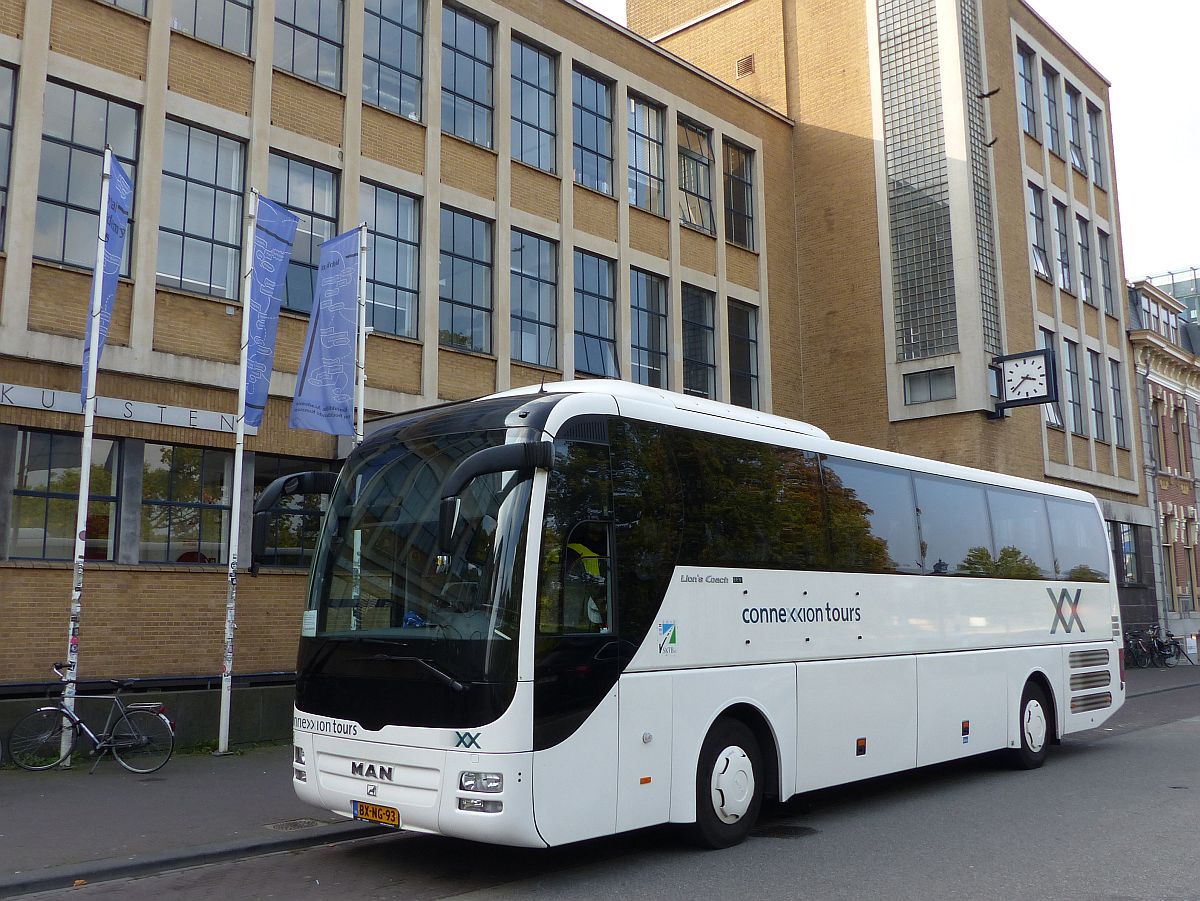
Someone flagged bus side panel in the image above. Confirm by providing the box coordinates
[668,664,797,824]
[1003,648,1065,748]
[532,685,618,846]
[616,671,673,833]
[915,650,1009,766]
[1059,641,1124,734]
[794,657,917,794]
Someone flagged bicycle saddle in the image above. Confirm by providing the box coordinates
[109,679,136,690]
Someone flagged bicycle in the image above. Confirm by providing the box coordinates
[1124,629,1153,669]
[1153,629,1195,667]
[7,663,175,774]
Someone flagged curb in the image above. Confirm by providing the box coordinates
[1127,674,1200,700]
[0,821,393,899]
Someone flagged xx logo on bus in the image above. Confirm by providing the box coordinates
[1048,587,1085,634]
[455,731,481,749]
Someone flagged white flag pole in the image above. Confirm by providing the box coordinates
[217,189,259,755]
[355,222,368,447]
[61,147,114,764]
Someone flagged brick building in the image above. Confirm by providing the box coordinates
[629,0,1153,622]
[0,0,794,702]
[1128,279,1200,636]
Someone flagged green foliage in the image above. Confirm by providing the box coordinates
[957,545,1044,579]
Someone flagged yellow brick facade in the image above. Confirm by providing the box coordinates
[362,106,426,174]
[49,0,148,80]
[167,32,253,116]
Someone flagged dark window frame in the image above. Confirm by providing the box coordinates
[1064,83,1088,173]
[1041,63,1061,156]
[140,442,232,565]
[1086,102,1105,189]
[1087,348,1106,442]
[572,66,614,195]
[573,248,617,377]
[1063,337,1084,435]
[1027,183,1051,281]
[723,140,754,250]
[1016,42,1038,138]
[267,151,339,315]
[361,180,420,338]
[171,0,254,56]
[441,5,493,148]
[511,37,556,173]
[274,0,344,90]
[629,267,668,388]
[1110,358,1127,448]
[681,283,715,398]
[363,0,424,121]
[678,117,715,234]
[727,299,759,409]
[0,64,15,249]
[438,206,493,352]
[1053,199,1072,292]
[510,228,557,368]
[627,94,664,215]
[1077,214,1093,306]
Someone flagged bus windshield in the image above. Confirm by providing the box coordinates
[307,430,533,689]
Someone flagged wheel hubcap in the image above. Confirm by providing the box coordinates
[1023,699,1047,752]
[710,744,755,824]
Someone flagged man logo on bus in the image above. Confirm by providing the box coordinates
[1049,587,1085,634]
[659,622,677,654]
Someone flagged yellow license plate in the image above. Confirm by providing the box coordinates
[353,801,400,827]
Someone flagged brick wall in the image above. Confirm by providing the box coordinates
[362,106,426,174]
[50,0,148,80]
[511,362,556,388]
[726,245,759,292]
[628,208,668,259]
[511,163,561,222]
[438,348,495,400]
[28,264,133,348]
[442,135,497,201]
[572,185,618,242]
[366,334,422,395]
[167,32,253,116]
[679,226,716,276]
[0,563,308,684]
[0,0,22,38]
[153,290,241,365]
[271,72,344,147]
[626,0,719,42]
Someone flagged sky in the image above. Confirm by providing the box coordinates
[577,0,1198,280]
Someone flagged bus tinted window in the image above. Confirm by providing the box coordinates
[986,488,1054,579]
[823,457,920,574]
[913,474,992,576]
[1046,497,1110,581]
[672,432,828,570]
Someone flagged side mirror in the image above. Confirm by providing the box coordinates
[249,470,339,575]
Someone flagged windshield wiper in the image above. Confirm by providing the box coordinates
[361,653,467,692]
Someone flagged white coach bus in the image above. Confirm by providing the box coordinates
[265,380,1124,849]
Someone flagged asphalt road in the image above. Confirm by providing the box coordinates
[28,685,1200,900]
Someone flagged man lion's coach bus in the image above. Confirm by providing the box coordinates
[257,380,1124,849]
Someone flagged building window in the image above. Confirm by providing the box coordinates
[903,367,956,405]
[1077,215,1093,306]
[511,39,555,173]
[1038,328,1064,428]
[1041,64,1061,156]
[1053,200,1072,293]
[1098,230,1114,315]
[170,0,253,56]
[157,120,244,299]
[573,249,617,377]
[627,95,664,215]
[35,82,139,275]
[141,443,232,564]
[572,68,613,195]
[363,0,423,120]
[438,207,492,352]
[1063,337,1084,435]
[274,0,343,90]
[267,153,338,315]
[723,140,754,250]
[253,453,330,568]
[1027,183,1051,280]
[9,430,120,561]
[360,181,419,338]
[441,6,493,148]
[510,229,557,367]
[682,283,716,398]
[629,268,667,388]
[1177,408,1190,473]
[1113,522,1139,585]
[103,0,147,14]
[1109,358,1126,448]
[1016,43,1038,138]
[1087,349,1106,442]
[728,300,760,409]
[1064,83,1087,173]
[678,118,715,234]
[1152,401,1165,469]
[1164,520,1179,612]
[0,66,14,248]
[1087,102,1105,189]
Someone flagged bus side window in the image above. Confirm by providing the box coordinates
[562,521,612,634]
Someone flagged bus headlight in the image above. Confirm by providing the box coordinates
[294,746,306,765]
[459,771,503,792]
[458,798,503,813]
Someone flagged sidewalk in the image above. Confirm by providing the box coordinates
[1124,657,1200,697]
[0,744,384,898]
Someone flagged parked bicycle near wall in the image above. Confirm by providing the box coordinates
[7,663,175,774]
[1152,628,1194,667]
[1124,629,1154,669]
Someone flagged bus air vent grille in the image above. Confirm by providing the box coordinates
[557,415,609,444]
[1070,691,1112,713]
[1069,649,1109,669]
[1070,670,1111,691]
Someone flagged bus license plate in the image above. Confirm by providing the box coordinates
[353,801,400,828]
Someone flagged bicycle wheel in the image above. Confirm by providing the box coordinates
[8,708,77,771]
[1129,643,1150,669]
[1164,644,1180,667]
[111,710,174,774]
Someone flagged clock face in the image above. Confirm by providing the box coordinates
[1002,355,1050,402]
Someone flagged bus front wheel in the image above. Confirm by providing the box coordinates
[1011,681,1052,769]
[687,718,763,849]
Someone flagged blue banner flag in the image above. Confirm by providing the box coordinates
[244,197,299,428]
[80,155,133,406]
[289,229,360,435]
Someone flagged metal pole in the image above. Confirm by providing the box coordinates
[356,223,368,447]
[61,148,114,765]
[217,190,259,755]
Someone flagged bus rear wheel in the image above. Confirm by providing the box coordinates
[1010,681,1052,770]
[687,718,762,849]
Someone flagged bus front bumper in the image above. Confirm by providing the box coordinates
[292,729,545,847]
